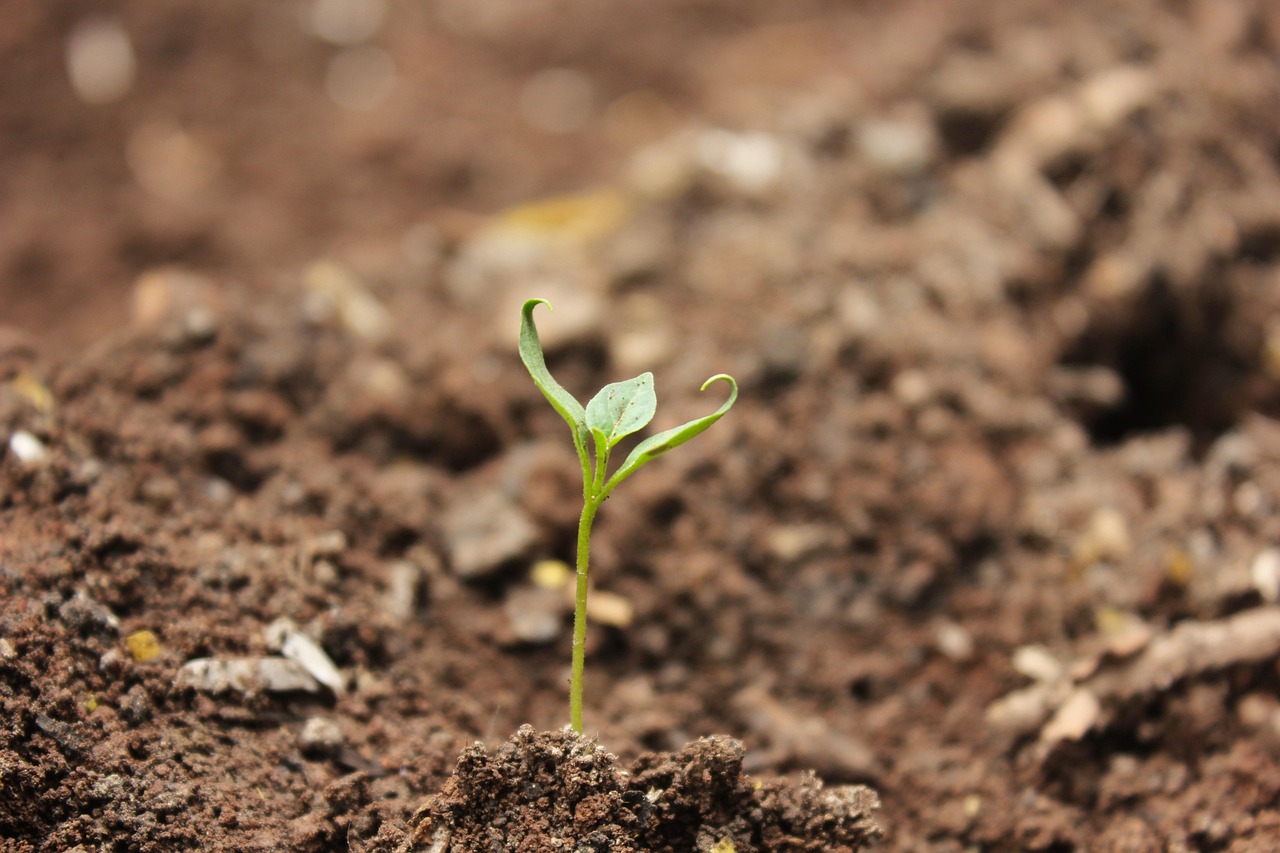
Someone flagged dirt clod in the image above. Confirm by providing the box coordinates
[397,726,880,852]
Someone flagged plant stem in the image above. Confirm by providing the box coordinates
[570,496,599,733]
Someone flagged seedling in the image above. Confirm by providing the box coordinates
[519,298,737,733]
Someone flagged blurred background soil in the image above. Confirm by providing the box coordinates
[4,0,1280,850]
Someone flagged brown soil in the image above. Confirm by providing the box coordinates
[5,0,1280,850]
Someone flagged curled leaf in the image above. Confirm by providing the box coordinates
[604,374,737,495]
[519,299,588,455]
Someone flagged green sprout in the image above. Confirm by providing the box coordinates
[519,298,737,733]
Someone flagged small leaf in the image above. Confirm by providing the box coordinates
[519,299,587,446]
[586,372,656,450]
[603,374,737,495]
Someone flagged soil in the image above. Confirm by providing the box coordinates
[4,0,1280,850]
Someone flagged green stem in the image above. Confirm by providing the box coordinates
[570,495,599,733]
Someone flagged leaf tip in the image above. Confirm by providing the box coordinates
[522,297,552,315]
[700,373,736,393]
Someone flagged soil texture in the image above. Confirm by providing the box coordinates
[5,0,1280,850]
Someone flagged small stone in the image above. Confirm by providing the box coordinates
[175,657,321,695]
[1072,507,1131,569]
[306,529,348,558]
[1012,645,1064,683]
[307,0,386,45]
[442,489,538,580]
[98,648,126,676]
[890,370,932,408]
[1233,482,1265,518]
[65,15,135,105]
[587,590,635,629]
[304,260,390,342]
[530,559,572,591]
[125,630,162,663]
[1098,612,1153,658]
[59,592,121,635]
[1046,366,1124,408]
[126,123,221,205]
[765,525,830,563]
[35,712,84,752]
[10,371,54,413]
[120,684,152,726]
[310,559,340,588]
[1078,66,1157,131]
[0,638,15,660]
[1249,549,1280,604]
[935,622,975,662]
[299,715,345,757]
[611,326,676,375]
[360,358,411,405]
[1041,687,1101,743]
[1236,693,1280,740]
[383,560,423,622]
[265,617,298,650]
[8,430,47,463]
[855,115,937,176]
[281,631,347,695]
[696,129,785,196]
[504,586,564,644]
[299,531,347,583]
[91,774,127,801]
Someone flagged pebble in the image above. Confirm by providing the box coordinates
[10,371,54,413]
[281,630,347,695]
[441,489,538,580]
[303,260,390,342]
[8,430,47,463]
[1012,644,1064,683]
[120,684,152,726]
[1236,693,1280,739]
[890,370,933,408]
[58,592,121,635]
[587,590,635,629]
[1072,507,1131,569]
[382,560,423,623]
[855,114,937,176]
[305,529,347,558]
[611,325,676,375]
[1040,687,1101,743]
[504,585,564,644]
[530,559,572,591]
[175,657,321,695]
[298,715,345,757]
[934,621,975,662]
[125,630,162,663]
[307,0,386,45]
[65,15,135,105]
[35,712,85,752]
[130,267,222,333]
[1251,548,1280,604]
[765,524,830,563]
[1046,366,1124,409]
[125,122,221,205]
[696,129,785,196]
